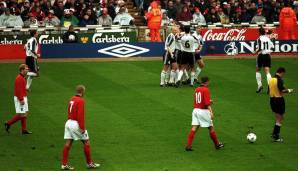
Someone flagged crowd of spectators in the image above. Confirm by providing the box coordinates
[0,0,297,27]
[0,0,134,27]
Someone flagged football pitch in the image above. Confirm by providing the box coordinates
[0,58,298,171]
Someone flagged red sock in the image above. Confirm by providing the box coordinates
[84,144,92,164]
[62,145,70,165]
[7,115,22,125]
[210,131,219,146]
[187,129,196,147]
[21,117,27,131]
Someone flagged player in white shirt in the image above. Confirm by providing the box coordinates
[25,30,39,91]
[176,25,197,87]
[255,27,274,93]
[192,26,204,83]
[160,26,178,87]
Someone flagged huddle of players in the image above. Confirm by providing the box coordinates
[160,24,204,88]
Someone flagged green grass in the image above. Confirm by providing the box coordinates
[0,58,298,171]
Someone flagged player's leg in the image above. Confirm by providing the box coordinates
[208,126,224,149]
[186,125,199,151]
[256,54,263,93]
[169,62,178,86]
[20,97,31,134]
[263,55,272,85]
[195,59,204,81]
[81,140,100,169]
[271,98,285,142]
[5,97,27,133]
[189,54,196,86]
[61,139,74,170]
[160,64,169,87]
[26,57,38,90]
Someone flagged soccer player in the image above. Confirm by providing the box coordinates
[61,85,100,170]
[160,26,178,87]
[255,27,274,93]
[185,76,224,151]
[192,26,204,82]
[4,64,32,134]
[268,67,294,142]
[25,30,39,91]
[177,25,197,87]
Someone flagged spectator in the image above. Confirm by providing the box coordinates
[166,0,177,20]
[205,8,220,24]
[20,0,31,21]
[31,6,46,21]
[192,7,206,25]
[218,8,229,24]
[233,8,242,24]
[44,9,60,26]
[62,25,78,43]
[146,1,162,41]
[80,8,96,25]
[279,2,297,39]
[161,11,170,26]
[107,0,116,19]
[53,0,64,19]
[240,8,251,22]
[0,8,23,27]
[175,0,183,15]
[98,8,112,26]
[40,0,51,15]
[251,7,266,23]
[113,7,134,25]
[60,8,79,27]
[24,12,39,27]
[177,6,192,21]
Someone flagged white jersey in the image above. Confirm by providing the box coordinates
[180,33,197,53]
[175,33,182,51]
[192,32,204,50]
[256,35,274,54]
[164,33,176,52]
[113,13,134,26]
[25,37,38,58]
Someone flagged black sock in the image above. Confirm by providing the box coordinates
[272,124,281,139]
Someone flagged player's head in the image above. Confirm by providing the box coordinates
[196,25,201,34]
[200,76,209,86]
[276,67,286,77]
[184,25,190,33]
[259,27,266,35]
[30,30,38,37]
[19,64,28,75]
[76,85,86,97]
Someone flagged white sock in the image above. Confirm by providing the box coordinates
[190,72,195,85]
[160,71,166,85]
[26,76,32,89]
[175,70,179,83]
[169,70,176,83]
[183,69,189,80]
[177,70,184,81]
[266,73,272,84]
[256,72,262,88]
[165,70,170,84]
[195,67,202,78]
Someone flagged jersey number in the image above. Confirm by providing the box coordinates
[195,92,202,104]
[185,40,190,48]
[262,42,269,50]
[69,101,74,113]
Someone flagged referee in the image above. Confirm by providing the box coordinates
[268,67,294,142]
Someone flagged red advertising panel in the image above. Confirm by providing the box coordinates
[0,44,26,60]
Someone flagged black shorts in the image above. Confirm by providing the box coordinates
[270,97,285,114]
[257,54,271,68]
[26,56,39,73]
[175,50,182,65]
[195,52,202,61]
[163,51,176,65]
[180,51,195,65]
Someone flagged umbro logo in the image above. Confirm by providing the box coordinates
[98,43,150,58]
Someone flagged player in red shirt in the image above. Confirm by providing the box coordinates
[185,76,224,151]
[4,64,32,134]
[61,85,100,170]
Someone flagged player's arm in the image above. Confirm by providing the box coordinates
[254,38,261,54]
[77,100,86,133]
[207,105,214,120]
[204,89,214,119]
[30,40,39,58]
[278,77,294,93]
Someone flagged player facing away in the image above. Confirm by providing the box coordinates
[185,77,224,151]
[4,64,32,134]
[61,85,100,170]
[177,25,197,87]
[192,26,204,83]
[160,26,178,87]
[268,67,294,142]
[25,30,40,91]
[255,27,274,93]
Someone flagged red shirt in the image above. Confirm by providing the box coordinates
[14,73,27,101]
[67,95,85,131]
[193,86,211,109]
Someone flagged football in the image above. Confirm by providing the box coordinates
[247,133,257,143]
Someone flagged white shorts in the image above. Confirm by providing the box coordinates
[191,108,213,127]
[14,96,28,114]
[64,120,89,141]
